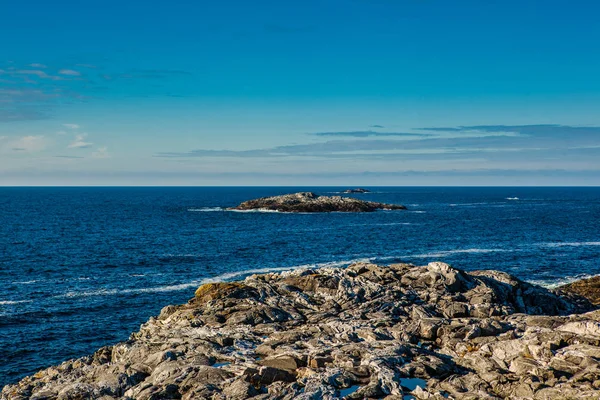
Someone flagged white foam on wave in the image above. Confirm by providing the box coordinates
[52,258,372,300]
[11,280,38,285]
[409,248,508,258]
[506,197,519,200]
[228,208,281,213]
[410,211,427,214]
[188,207,224,212]
[528,274,600,289]
[0,300,33,305]
[449,202,490,207]
[540,242,600,248]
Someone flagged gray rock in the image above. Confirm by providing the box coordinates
[227,192,406,213]
[4,261,599,400]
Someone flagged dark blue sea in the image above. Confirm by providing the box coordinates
[1,187,599,387]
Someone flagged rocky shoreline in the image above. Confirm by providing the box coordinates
[4,262,600,400]
[227,192,406,213]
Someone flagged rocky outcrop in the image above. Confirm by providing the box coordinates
[3,262,600,400]
[228,192,405,213]
[558,276,600,305]
[343,188,370,194]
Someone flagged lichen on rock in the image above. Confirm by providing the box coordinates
[3,261,600,400]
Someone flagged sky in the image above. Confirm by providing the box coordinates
[1,0,600,186]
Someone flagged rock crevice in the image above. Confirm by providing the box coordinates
[3,262,600,400]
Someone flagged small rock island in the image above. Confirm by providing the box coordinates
[228,192,406,213]
[4,261,600,399]
[343,188,371,194]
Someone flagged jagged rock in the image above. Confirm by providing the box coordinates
[558,276,600,305]
[3,261,599,400]
[227,192,406,213]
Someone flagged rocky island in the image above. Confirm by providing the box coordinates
[4,261,600,400]
[343,189,371,194]
[228,192,405,213]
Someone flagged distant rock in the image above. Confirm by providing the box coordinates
[5,261,600,400]
[228,192,405,213]
[343,188,370,193]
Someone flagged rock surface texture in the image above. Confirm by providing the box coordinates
[228,192,406,213]
[3,262,600,400]
[559,276,600,306]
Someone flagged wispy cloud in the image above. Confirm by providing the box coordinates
[155,124,600,166]
[370,124,385,128]
[68,134,93,149]
[15,69,49,78]
[1,135,46,152]
[0,84,81,122]
[28,63,47,68]
[0,108,50,122]
[311,130,431,138]
[417,124,600,137]
[58,69,81,76]
[63,123,80,129]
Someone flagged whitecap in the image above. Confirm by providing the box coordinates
[227,208,281,213]
[11,280,38,285]
[0,300,33,305]
[449,202,491,207]
[188,207,224,212]
[409,248,508,258]
[539,242,600,248]
[51,257,374,299]
[506,197,519,200]
[528,274,600,289]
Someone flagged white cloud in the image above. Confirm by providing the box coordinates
[16,70,49,78]
[92,146,110,159]
[63,123,80,129]
[56,130,67,135]
[58,69,81,76]
[2,135,46,152]
[29,63,47,68]
[68,134,93,149]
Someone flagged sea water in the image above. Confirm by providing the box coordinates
[1,186,599,386]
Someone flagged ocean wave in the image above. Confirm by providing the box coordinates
[0,300,33,305]
[228,208,281,213]
[11,280,39,285]
[528,274,599,289]
[506,197,519,200]
[409,248,508,258]
[188,207,224,212]
[409,211,426,214]
[52,258,373,300]
[539,242,600,248]
[449,202,491,207]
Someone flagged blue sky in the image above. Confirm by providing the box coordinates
[1,0,600,185]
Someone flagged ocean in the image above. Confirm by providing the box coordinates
[1,186,599,387]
